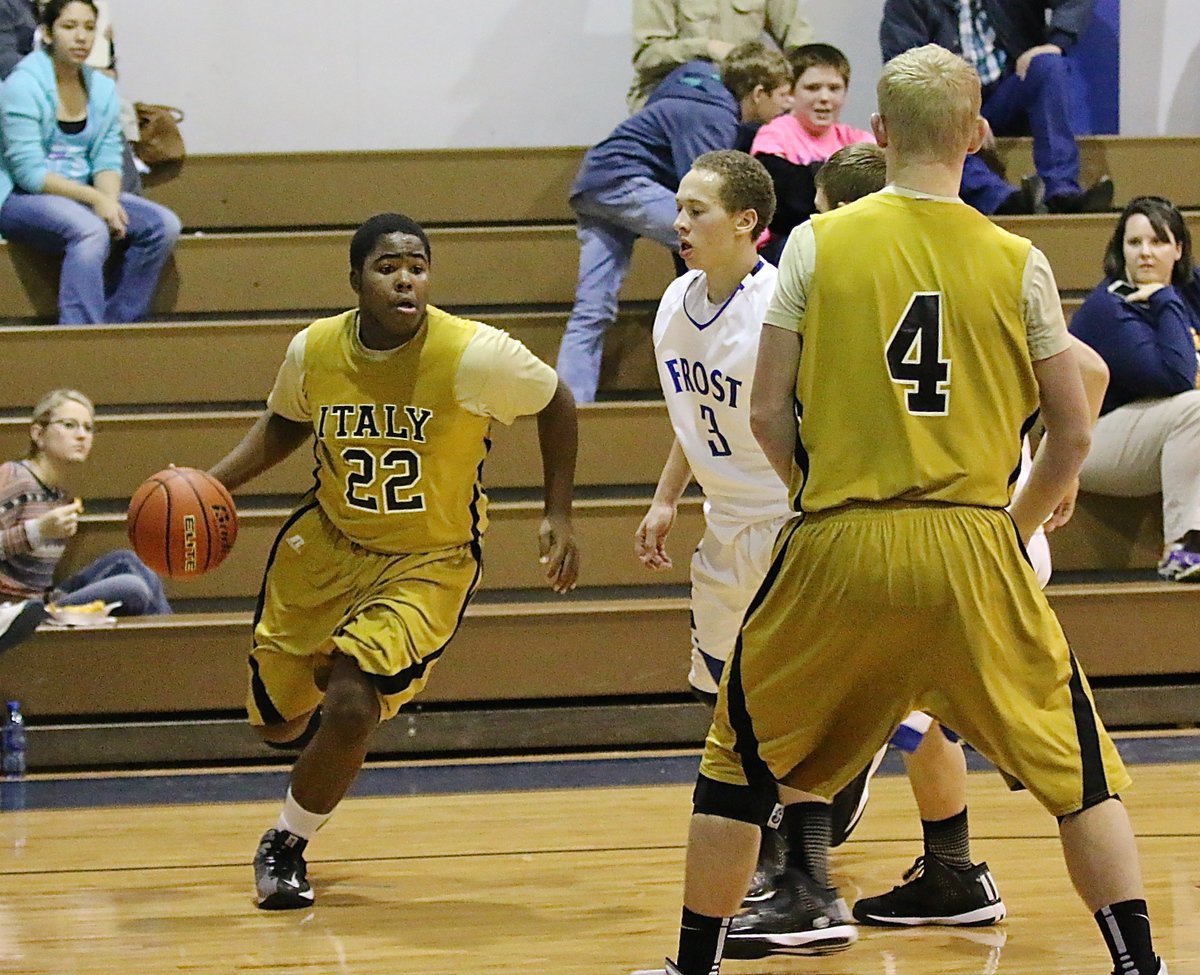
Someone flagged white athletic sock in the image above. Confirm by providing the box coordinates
[276,788,333,840]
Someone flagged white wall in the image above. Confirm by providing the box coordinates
[114,0,631,153]
[111,0,1194,155]
[1120,0,1200,135]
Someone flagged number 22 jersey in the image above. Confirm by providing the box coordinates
[267,307,557,554]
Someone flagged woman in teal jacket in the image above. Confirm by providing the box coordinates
[0,0,179,324]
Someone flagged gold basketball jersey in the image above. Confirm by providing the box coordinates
[793,193,1040,513]
[303,307,492,553]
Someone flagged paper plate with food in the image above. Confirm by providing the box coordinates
[45,600,122,628]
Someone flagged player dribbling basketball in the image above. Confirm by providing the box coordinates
[207,213,580,910]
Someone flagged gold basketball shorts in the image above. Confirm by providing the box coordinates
[247,503,481,726]
[700,503,1129,818]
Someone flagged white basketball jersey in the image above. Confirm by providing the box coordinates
[653,261,792,540]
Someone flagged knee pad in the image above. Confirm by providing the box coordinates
[692,773,775,826]
[263,709,321,751]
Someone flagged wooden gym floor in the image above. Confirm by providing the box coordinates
[0,738,1197,975]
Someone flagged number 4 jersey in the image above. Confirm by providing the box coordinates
[267,307,558,554]
[766,187,1071,514]
[653,261,793,541]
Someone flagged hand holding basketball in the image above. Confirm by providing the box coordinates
[127,468,238,579]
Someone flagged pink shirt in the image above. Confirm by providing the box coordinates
[750,115,875,166]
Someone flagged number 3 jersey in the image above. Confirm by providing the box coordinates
[267,307,558,554]
[766,187,1071,514]
[653,261,793,541]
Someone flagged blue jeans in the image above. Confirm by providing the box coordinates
[983,52,1081,201]
[0,190,181,324]
[53,549,171,615]
[960,52,1082,212]
[556,177,679,402]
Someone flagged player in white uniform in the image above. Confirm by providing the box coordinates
[647,236,790,700]
[636,149,857,958]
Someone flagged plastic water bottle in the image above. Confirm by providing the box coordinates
[1,701,26,780]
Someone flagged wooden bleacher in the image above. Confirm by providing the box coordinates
[1,137,1198,769]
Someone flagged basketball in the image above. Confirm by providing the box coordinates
[126,467,239,579]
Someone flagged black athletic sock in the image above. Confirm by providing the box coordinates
[1095,899,1160,975]
[782,802,831,887]
[922,807,971,870]
[676,907,731,975]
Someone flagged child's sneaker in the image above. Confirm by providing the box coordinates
[1157,548,1200,581]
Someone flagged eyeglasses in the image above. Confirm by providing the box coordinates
[45,418,95,434]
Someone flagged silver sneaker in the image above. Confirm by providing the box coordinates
[253,828,314,910]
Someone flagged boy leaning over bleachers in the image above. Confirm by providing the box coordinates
[555,42,792,404]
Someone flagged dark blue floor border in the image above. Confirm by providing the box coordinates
[2,733,1198,813]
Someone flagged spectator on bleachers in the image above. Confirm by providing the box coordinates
[628,0,811,112]
[82,1,142,192]
[0,389,170,654]
[0,0,179,325]
[1069,196,1200,582]
[751,43,875,263]
[33,0,141,192]
[0,0,35,79]
[557,42,793,403]
[880,0,1113,216]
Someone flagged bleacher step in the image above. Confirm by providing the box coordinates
[0,308,659,409]
[3,579,1197,769]
[1,219,1193,320]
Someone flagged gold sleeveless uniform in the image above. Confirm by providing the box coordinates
[248,307,556,725]
[701,193,1129,817]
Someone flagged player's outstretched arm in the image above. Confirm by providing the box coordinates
[750,324,802,485]
[1010,348,1092,542]
[207,410,311,494]
[636,437,692,570]
[1044,337,1111,532]
[535,378,580,594]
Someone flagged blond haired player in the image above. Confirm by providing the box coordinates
[810,142,1113,931]
[641,46,1167,975]
[208,213,579,910]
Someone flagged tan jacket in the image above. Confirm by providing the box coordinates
[628,0,811,111]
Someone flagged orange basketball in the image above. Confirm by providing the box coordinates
[126,467,238,579]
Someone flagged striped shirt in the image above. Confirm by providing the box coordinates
[957,0,1008,86]
[0,460,67,599]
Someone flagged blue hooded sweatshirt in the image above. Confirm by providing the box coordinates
[571,59,740,202]
[0,47,123,209]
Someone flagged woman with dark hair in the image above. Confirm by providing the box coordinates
[0,0,179,324]
[1069,195,1200,580]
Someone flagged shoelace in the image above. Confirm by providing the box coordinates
[898,856,927,885]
